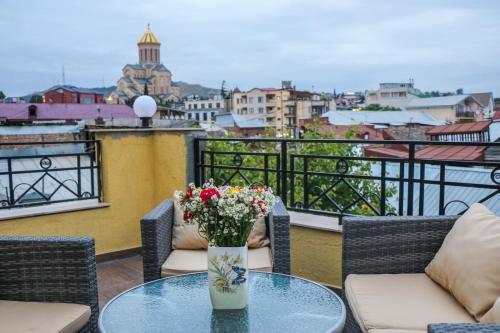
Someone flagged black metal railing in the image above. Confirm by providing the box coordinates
[0,140,102,209]
[194,138,500,222]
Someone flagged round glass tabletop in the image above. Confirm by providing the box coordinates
[99,272,345,333]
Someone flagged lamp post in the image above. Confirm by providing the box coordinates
[133,95,157,127]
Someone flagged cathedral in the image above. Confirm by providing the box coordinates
[109,25,180,104]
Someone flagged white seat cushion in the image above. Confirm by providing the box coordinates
[0,300,91,333]
[345,273,475,333]
[161,246,273,277]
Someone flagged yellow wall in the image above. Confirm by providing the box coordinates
[0,130,190,255]
[291,225,343,288]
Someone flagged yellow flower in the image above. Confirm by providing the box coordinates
[234,255,242,264]
[222,254,230,262]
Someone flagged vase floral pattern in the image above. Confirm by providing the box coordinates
[208,245,248,309]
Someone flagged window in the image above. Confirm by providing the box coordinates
[188,113,192,119]
[195,113,200,120]
[237,98,240,104]
[194,104,198,109]
[258,96,263,103]
[211,112,215,119]
[249,97,254,103]
[203,113,208,121]
[249,107,254,113]
[188,104,192,110]
[208,103,212,108]
[258,107,264,114]
[201,103,205,109]
[216,103,221,108]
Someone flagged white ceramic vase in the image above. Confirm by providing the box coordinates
[207,244,248,310]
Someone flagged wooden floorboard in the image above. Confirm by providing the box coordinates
[96,255,144,309]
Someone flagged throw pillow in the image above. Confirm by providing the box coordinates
[425,203,500,320]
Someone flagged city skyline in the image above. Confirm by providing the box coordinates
[1,0,499,96]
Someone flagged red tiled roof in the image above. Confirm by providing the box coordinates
[493,111,500,121]
[0,103,137,120]
[426,121,491,135]
[415,145,484,161]
[365,145,485,161]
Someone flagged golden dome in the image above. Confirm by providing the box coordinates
[138,25,160,45]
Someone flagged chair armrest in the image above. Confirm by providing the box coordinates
[342,215,457,282]
[428,323,500,333]
[141,199,174,282]
[268,197,290,274]
[0,236,98,332]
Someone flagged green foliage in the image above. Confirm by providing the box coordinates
[29,95,43,103]
[360,104,401,111]
[143,83,149,96]
[205,121,395,217]
[0,91,5,100]
[125,95,137,107]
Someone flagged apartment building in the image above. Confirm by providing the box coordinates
[365,82,421,109]
[184,95,225,124]
[406,95,484,123]
[231,86,334,137]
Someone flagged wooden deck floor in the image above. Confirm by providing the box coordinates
[96,255,144,309]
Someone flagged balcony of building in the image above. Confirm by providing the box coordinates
[1,130,499,332]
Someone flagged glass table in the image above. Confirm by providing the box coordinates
[99,272,345,333]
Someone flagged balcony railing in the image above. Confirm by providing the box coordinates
[0,141,102,209]
[194,138,500,222]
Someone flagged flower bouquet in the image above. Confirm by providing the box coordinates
[177,181,276,309]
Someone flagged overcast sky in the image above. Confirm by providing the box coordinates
[1,0,499,97]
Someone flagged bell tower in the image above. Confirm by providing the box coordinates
[137,24,161,65]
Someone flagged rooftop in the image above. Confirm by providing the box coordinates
[0,103,137,121]
[321,110,445,127]
[406,95,480,109]
[426,120,491,135]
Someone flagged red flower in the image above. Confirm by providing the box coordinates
[200,188,221,204]
[183,210,191,221]
[186,187,194,198]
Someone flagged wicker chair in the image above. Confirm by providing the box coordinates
[342,216,500,333]
[141,197,290,282]
[0,236,98,333]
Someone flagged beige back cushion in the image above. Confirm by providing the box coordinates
[425,203,500,320]
[172,192,269,249]
[481,297,500,324]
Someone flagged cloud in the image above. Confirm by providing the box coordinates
[0,0,499,96]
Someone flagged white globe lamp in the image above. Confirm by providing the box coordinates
[133,95,157,127]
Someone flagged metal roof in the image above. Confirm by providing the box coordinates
[0,103,137,121]
[406,95,480,109]
[470,92,493,107]
[0,146,97,204]
[321,111,445,126]
[493,111,500,121]
[0,125,80,135]
[380,163,500,216]
[215,113,267,128]
[365,145,485,161]
[426,120,491,135]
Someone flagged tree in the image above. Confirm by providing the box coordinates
[361,104,400,111]
[456,88,464,95]
[125,95,138,107]
[205,121,395,216]
[144,82,149,96]
[0,90,5,100]
[29,95,43,103]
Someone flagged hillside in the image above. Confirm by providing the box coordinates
[173,81,219,97]
[24,82,218,101]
